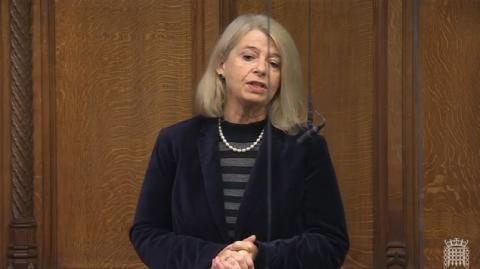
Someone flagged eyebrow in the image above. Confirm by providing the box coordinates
[242,46,280,58]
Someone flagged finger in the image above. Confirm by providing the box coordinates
[214,257,220,267]
[230,251,249,269]
[223,243,234,251]
[229,241,255,253]
[225,256,241,269]
[242,235,256,243]
[233,244,258,261]
[238,250,254,268]
[238,250,248,256]
[217,249,235,260]
[215,257,231,269]
[247,257,254,269]
[216,249,229,259]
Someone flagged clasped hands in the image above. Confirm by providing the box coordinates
[211,235,258,269]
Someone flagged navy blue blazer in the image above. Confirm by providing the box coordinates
[130,116,349,269]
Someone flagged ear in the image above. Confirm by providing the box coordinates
[216,61,225,76]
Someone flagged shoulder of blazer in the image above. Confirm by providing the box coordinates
[157,115,216,144]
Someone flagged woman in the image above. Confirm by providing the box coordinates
[130,14,349,269]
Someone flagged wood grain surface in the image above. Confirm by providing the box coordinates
[2,0,477,268]
[421,0,480,268]
[229,1,376,268]
[54,0,193,267]
[1,0,12,265]
[307,2,375,268]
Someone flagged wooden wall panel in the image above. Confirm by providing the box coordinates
[192,0,221,87]
[51,0,194,267]
[227,1,376,268]
[309,2,374,267]
[421,0,480,268]
[0,0,475,268]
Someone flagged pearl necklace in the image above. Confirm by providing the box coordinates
[218,118,264,152]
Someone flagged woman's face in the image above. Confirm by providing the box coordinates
[218,29,281,110]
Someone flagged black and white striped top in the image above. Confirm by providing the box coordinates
[218,119,266,240]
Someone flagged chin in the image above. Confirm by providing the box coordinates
[241,95,266,103]
[244,100,269,108]
[244,93,269,102]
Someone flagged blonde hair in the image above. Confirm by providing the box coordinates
[195,14,305,134]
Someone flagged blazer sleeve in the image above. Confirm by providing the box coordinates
[129,129,225,269]
[254,136,349,269]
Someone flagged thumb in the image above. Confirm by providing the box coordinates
[243,235,256,242]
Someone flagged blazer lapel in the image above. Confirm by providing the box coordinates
[235,126,283,239]
[197,118,230,242]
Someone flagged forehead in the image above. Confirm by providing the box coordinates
[234,29,279,54]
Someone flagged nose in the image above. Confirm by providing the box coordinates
[253,60,267,76]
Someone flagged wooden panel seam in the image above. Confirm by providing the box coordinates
[374,0,388,267]
[402,0,423,268]
[35,0,57,268]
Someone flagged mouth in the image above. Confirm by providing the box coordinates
[246,81,267,90]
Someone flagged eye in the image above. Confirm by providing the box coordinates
[242,54,255,61]
[269,60,281,69]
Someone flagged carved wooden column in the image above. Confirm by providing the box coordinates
[7,0,37,268]
[375,0,421,268]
